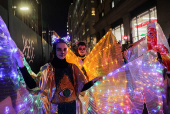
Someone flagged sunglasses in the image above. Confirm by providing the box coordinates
[78,48,86,50]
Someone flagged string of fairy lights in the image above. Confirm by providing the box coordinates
[80,48,164,113]
[65,27,165,113]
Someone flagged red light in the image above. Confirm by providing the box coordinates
[123,36,128,40]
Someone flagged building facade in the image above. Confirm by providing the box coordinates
[68,0,98,51]
[11,0,42,36]
[42,30,60,45]
[94,0,170,48]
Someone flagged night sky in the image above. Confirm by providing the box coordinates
[41,0,73,37]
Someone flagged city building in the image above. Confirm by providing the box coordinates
[67,22,69,36]
[94,0,170,49]
[42,30,60,45]
[68,0,97,51]
[11,0,42,36]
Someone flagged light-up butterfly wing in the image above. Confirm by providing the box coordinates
[0,16,43,114]
[66,47,81,69]
[83,30,124,81]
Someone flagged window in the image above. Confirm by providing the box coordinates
[99,10,105,18]
[102,11,104,17]
[91,0,94,3]
[82,29,85,35]
[93,37,97,45]
[111,1,114,8]
[110,0,121,9]
[85,22,89,31]
[112,24,124,45]
[100,0,102,3]
[87,36,90,43]
[91,8,95,16]
[132,7,157,43]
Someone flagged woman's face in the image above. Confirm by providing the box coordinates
[78,45,86,56]
[56,43,67,59]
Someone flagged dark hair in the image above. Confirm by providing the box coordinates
[52,39,67,57]
[78,42,86,47]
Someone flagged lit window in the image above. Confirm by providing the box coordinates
[91,8,95,16]
[111,24,124,45]
[112,1,114,8]
[131,7,157,43]
[83,29,85,35]
[102,11,104,17]
[67,32,69,35]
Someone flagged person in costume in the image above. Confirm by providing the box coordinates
[76,41,88,80]
[77,41,87,61]
[76,41,98,113]
[14,38,102,114]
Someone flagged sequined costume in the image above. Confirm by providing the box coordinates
[19,57,95,114]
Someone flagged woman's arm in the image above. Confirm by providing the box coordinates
[81,81,93,92]
[19,67,37,89]
[81,76,103,92]
[14,49,37,89]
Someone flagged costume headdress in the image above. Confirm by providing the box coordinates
[52,35,70,44]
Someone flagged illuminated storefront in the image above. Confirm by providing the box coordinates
[131,7,157,43]
[112,24,125,45]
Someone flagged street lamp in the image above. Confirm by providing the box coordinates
[20,7,29,10]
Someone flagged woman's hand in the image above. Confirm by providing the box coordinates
[13,49,25,68]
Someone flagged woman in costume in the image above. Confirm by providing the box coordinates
[76,41,88,79]
[14,38,102,114]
